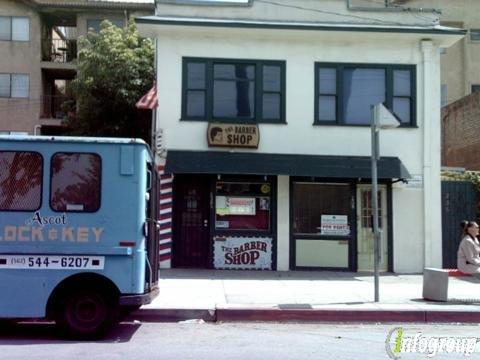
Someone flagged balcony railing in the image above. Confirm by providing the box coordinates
[41,94,75,119]
[42,38,77,63]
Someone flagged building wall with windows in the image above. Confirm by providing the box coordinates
[0,0,154,135]
[0,0,41,134]
[138,0,463,273]
[393,0,480,105]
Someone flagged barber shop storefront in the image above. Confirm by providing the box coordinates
[166,123,410,271]
[172,172,276,270]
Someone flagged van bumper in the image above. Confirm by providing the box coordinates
[119,285,159,306]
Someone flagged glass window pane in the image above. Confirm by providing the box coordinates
[0,151,42,211]
[213,79,254,118]
[215,181,271,231]
[111,20,124,28]
[87,19,101,32]
[0,74,10,97]
[215,196,270,231]
[470,29,480,41]
[343,68,385,125]
[214,64,254,80]
[319,68,336,94]
[394,70,411,96]
[263,65,281,92]
[293,183,351,235]
[87,19,122,32]
[0,16,11,40]
[50,153,101,212]
[393,97,410,124]
[262,93,280,120]
[11,74,29,98]
[318,95,336,121]
[186,90,205,117]
[187,62,205,89]
[12,17,29,41]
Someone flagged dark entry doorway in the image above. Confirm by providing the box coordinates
[173,175,210,268]
[442,181,477,268]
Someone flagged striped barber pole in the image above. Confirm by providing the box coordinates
[158,164,173,269]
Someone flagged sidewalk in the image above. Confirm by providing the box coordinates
[134,269,480,323]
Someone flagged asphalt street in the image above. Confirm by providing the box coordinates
[1,321,479,360]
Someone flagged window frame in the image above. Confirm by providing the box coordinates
[181,57,286,124]
[0,73,29,99]
[0,16,29,42]
[314,62,416,128]
[0,150,43,212]
[49,152,102,213]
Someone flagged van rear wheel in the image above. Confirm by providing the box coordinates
[56,289,117,340]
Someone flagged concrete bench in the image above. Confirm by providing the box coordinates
[423,268,471,302]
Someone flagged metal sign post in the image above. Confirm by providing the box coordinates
[371,115,380,302]
[371,103,400,302]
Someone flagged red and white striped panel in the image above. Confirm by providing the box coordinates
[158,164,173,269]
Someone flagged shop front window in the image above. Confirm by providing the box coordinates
[292,182,352,269]
[293,183,351,236]
[215,181,271,231]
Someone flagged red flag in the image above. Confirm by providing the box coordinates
[136,83,158,110]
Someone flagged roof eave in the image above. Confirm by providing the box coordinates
[135,16,467,36]
[34,2,155,11]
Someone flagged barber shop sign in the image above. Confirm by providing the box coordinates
[214,236,272,270]
[207,123,259,149]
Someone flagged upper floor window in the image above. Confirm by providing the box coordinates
[0,16,29,41]
[0,74,29,98]
[0,151,43,211]
[87,19,124,33]
[315,63,416,127]
[470,29,480,42]
[50,153,101,212]
[182,58,286,123]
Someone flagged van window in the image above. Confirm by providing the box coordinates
[50,152,101,212]
[0,151,42,211]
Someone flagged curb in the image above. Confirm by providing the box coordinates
[130,308,480,324]
[128,309,216,323]
[216,308,424,322]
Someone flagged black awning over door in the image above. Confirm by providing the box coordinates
[165,150,411,180]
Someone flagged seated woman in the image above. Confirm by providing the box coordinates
[457,220,480,275]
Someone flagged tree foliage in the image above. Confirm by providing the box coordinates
[63,20,154,138]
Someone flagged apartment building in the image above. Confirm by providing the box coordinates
[0,0,154,135]
[383,0,480,106]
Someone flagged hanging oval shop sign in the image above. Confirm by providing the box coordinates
[207,123,259,149]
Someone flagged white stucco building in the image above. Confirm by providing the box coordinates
[137,0,464,273]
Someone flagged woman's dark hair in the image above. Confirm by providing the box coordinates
[461,220,478,235]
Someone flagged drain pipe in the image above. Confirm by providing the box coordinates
[421,39,442,268]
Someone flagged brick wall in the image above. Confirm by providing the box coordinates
[442,92,480,170]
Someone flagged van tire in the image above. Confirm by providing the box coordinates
[56,289,117,340]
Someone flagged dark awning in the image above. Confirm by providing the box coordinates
[165,150,411,180]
